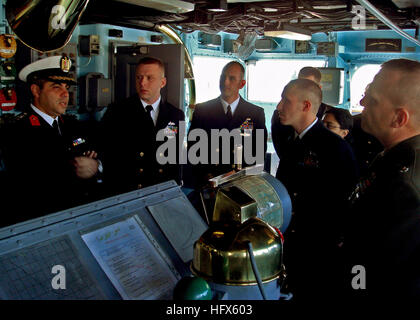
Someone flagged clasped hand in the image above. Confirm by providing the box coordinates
[72,150,99,179]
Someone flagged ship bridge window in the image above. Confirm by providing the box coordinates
[247,59,325,103]
[350,64,381,114]
[193,56,234,103]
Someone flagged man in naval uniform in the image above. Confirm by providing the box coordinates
[2,55,101,224]
[187,61,267,189]
[271,66,332,159]
[346,59,420,299]
[275,79,359,300]
[100,57,185,195]
[351,112,383,177]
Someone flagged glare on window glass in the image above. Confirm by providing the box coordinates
[247,59,324,103]
[192,56,233,103]
[351,64,381,114]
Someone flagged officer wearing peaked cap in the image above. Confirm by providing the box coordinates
[18,55,76,84]
[2,55,102,225]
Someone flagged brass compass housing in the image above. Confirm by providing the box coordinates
[192,186,283,285]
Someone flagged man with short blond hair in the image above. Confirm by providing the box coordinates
[101,56,184,195]
[271,66,331,159]
[347,58,420,298]
[298,66,322,84]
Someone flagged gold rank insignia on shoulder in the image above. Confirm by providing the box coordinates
[60,56,71,73]
[15,112,27,121]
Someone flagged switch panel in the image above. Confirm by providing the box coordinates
[79,35,100,57]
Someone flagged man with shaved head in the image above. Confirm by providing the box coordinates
[271,66,331,159]
[188,61,267,189]
[296,66,331,118]
[347,59,420,298]
[275,79,358,300]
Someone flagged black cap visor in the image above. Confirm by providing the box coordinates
[28,68,76,85]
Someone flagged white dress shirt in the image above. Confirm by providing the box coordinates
[141,96,161,126]
[31,104,58,127]
[220,96,240,116]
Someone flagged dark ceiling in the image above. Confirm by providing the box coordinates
[80,0,420,35]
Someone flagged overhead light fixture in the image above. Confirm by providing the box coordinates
[264,23,312,41]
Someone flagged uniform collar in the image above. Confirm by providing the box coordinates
[295,118,318,140]
[381,134,420,161]
[220,96,240,115]
[368,134,420,176]
[140,96,161,112]
[31,104,58,127]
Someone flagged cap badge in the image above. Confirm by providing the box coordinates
[60,56,71,73]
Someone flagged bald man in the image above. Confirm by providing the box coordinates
[188,61,267,189]
[275,79,358,300]
[271,67,331,159]
[346,59,420,298]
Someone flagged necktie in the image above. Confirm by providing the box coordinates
[226,105,233,122]
[52,119,61,135]
[145,105,155,126]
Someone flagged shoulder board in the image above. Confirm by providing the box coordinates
[14,112,28,121]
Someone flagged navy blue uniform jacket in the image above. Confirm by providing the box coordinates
[2,109,99,224]
[275,119,359,296]
[271,103,330,159]
[188,96,267,189]
[100,95,185,195]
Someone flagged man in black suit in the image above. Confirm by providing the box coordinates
[271,66,331,159]
[100,57,185,195]
[275,79,358,300]
[188,61,267,189]
[2,56,101,224]
[346,59,420,299]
